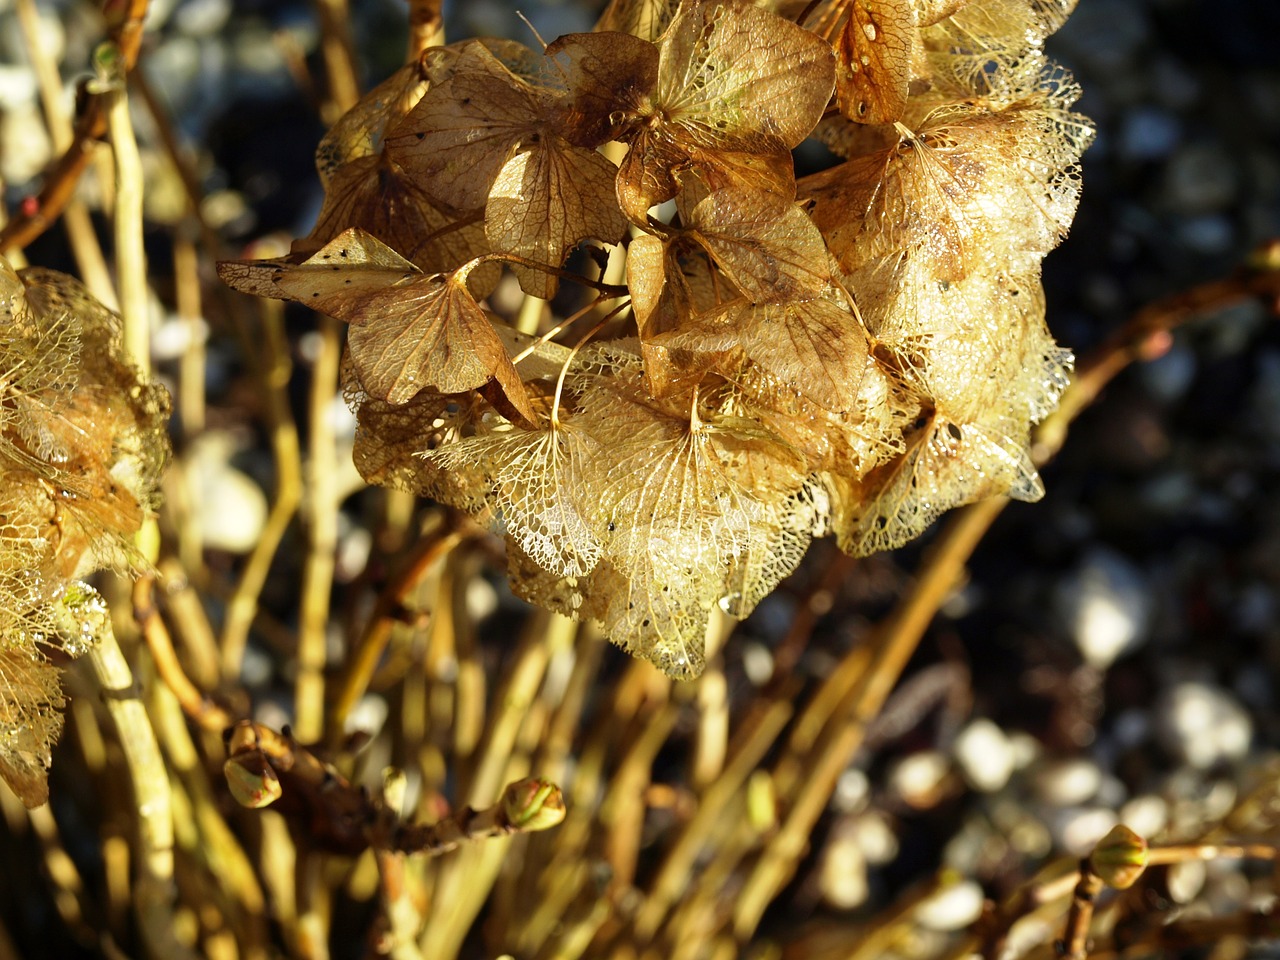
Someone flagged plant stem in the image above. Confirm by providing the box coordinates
[222,298,303,678]
[407,0,445,59]
[329,525,465,742]
[0,0,151,254]
[85,602,188,959]
[295,316,342,743]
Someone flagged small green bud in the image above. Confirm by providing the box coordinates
[87,42,127,94]
[1089,824,1148,890]
[502,778,566,832]
[224,755,282,809]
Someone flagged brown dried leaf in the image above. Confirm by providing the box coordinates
[302,154,496,287]
[218,228,419,305]
[17,270,170,561]
[591,560,715,679]
[221,230,533,417]
[347,374,491,511]
[485,137,628,298]
[595,0,681,40]
[626,232,734,396]
[314,61,428,185]
[386,41,548,213]
[802,88,1091,283]
[422,37,546,87]
[544,32,659,147]
[346,268,532,415]
[613,0,836,218]
[919,0,1070,97]
[656,0,834,148]
[662,296,868,414]
[432,421,605,577]
[688,188,832,302]
[722,479,828,618]
[839,0,914,123]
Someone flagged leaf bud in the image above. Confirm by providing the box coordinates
[501,778,566,832]
[224,755,282,809]
[1089,824,1148,890]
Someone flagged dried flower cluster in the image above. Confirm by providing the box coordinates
[0,260,170,806]
[221,0,1092,679]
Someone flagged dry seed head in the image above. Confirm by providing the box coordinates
[220,0,1090,679]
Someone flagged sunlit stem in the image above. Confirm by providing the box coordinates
[689,381,703,433]
[469,253,630,297]
[550,304,627,428]
[510,294,627,366]
[515,11,551,54]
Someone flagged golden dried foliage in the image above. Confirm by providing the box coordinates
[0,260,170,806]
[220,0,1092,679]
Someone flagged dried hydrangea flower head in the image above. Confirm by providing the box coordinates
[0,259,170,806]
[221,0,1092,679]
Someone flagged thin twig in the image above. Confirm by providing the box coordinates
[407,0,445,60]
[15,0,117,307]
[134,576,235,733]
[329,524,467,743]
[0,0,150,254]
[221,297,303,678]
[294,315,342,743]
[78,590,190,959]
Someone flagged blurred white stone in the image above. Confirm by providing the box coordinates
[953,718,1015,793]
[0,63,36,107]
[1156,682,1252,769]
[253,697,290,732]
[1112,708,1151,748]
[916,880,985,931]
[1096,774,1127,808]
[1119,795,1168,838]
[335,524,372,583]
[345,694,388,738]
[0,101,50,184]
[1139,343,1196,402]
[1,7,62,65]
[174,0,232,35]
[466,576,499,622]
[833,768,869,814]
[741,641,773,687]
[1058,807,1117,855]
[889,750,951,808]
[1056,547,1151,669]
[186,432,268,553]
[1009,731,1042,770]
[820,821,869,910]
[152,312,209,361]
[1033,758,1103,806]
[1167,859,1207,904]
[240,643,272,687]
[1118,107,1180,162]
[849,810,898,866]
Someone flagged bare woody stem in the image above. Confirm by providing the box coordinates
[133,576,235,734]
[470,253,631,297]
[391,778,567,855]
[0,0,150,255]
[71,586,189,960]
[223,721,565,856]
[407,0,445,60]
